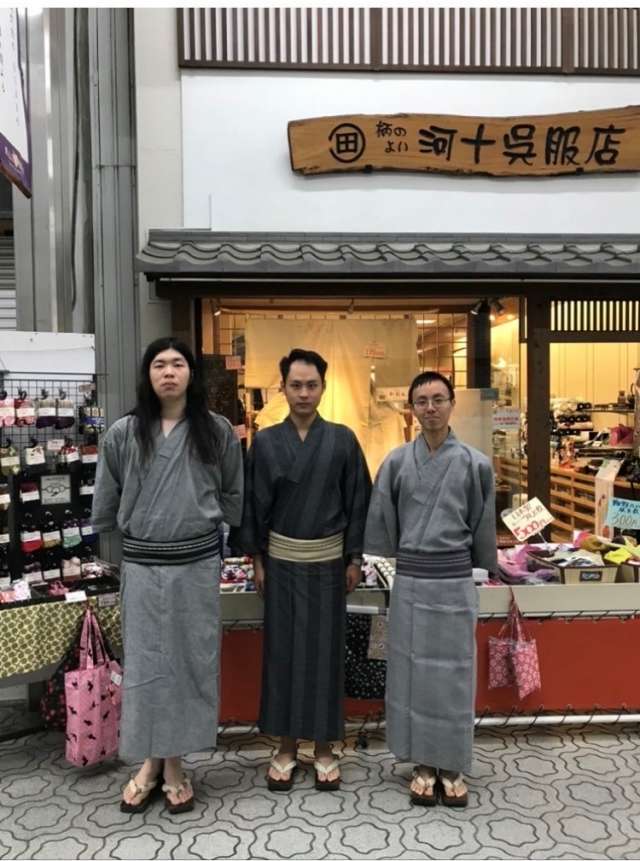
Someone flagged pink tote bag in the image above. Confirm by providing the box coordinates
[64,607,122,767]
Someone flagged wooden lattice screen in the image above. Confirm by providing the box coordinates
[178,7,640,76]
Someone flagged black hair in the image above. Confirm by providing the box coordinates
[130,337,223,465]
[408,371,455,405]
[279,348,328,383]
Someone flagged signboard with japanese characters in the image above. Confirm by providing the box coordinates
[0,9,30,196]
[288,105,640,179]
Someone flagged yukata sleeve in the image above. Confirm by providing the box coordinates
[219,425,244,527]
[229,436,271,556]
[471,458,498,573]
[341,432,373,558]
[91,426,122,533]
[363,454,399,558]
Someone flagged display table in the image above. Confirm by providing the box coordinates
[3,586,640,721]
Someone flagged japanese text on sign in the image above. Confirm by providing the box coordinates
[605,497,640,531]
[502,497,554,543]
[288,106,640,178]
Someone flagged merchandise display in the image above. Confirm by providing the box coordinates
[0,377,106,606]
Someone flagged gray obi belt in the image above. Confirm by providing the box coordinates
[396,548,472,579]
[121,530,220,566]
[267,530,344,564]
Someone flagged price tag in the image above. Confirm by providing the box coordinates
[110,670,122,686]
[605,497,640,531]
[23,571,43,584]
[493,407,521,430]
[80,485,95,496]
[0,533,10,545]
[57,407,74,417]
[81,453,98,464]
[20,490,40,502]
[99,592,117,608]
[46,439,65,452]
[225,355,242,370]
[42,530,61,543]
[502,497,554,542]
[65,590,87,603]
[80,525,95,537]
[43,568,61,581]
[0,405,14,418]
[0,455,19,468]
[37,407,56,417]
[63,526,81,539]
[0,493,10,506]
[16,407,35,418]
[25,447,46,466]
[61,450,80,464]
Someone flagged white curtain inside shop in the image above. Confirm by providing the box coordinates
[244,318,419,477]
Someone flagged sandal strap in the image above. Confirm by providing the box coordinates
[314,759,340,777]
[269,758,297,775]
[162,777,192,797]
[440,773,466,792]
[125,777,158,797]
[411,768,436,789]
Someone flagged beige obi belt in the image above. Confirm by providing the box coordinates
[267,530,344,563]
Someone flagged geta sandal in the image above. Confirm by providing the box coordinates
[314,758,341,791]
[161,777,195,814]
[410,768,437,807]
[439,772,469,808]
[266,757,298,792]
[119,776,160,814]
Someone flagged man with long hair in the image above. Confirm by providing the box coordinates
[92,337,243,814]
[232,349,371,791]
[365,371,497,808]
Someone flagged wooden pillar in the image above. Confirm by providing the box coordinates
[526,295,551,508]
[467,306,491,389]
[171,296,196,352]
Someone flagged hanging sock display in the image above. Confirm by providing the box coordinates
[36,390,57,429]
[55,391,75,430]
[15,390,36,427]
[0,392,15,428]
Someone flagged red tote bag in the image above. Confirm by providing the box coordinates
[488,591,541,700]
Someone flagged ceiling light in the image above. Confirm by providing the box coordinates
[416,318,436,326]
[470,299,490,316]
[213,299,222,317]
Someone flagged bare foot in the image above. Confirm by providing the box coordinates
[163,760,194,807]
[122,758,162,806]
[268,751,298,782]
[410,766,436,799]
[439,770,468,799]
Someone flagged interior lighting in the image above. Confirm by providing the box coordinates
[470,299,490,316]
[416,318,436,325]
[213,299,222,317]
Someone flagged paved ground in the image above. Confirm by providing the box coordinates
[1,708,639,860]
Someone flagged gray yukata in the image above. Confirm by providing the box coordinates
[364,430,497,773]
[91,414,243,761]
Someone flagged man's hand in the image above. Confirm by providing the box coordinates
[345,563,362,593]
[253,555,265,597]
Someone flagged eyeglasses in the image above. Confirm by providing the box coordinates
[412,396,451,409]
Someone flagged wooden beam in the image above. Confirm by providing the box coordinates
[526,294,551,510]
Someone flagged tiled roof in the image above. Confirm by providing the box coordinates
[137,231,640,278]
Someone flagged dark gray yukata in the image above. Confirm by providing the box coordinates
[231,415,371,742]
[364,430,497,773]
[92,414,243,761]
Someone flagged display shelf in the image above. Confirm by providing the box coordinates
[495,456,638,537]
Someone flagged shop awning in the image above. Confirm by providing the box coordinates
[137,231,640,283]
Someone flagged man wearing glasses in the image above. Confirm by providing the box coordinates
[364,371,497,808]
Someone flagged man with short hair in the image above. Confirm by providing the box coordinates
[364,371,497,808]
[233,348,371,791]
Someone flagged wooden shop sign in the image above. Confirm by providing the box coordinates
[288,105,640,178]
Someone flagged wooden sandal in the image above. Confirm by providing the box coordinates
[314,758,341,791]
[439,772,469,808]
[410,768,437,807]
[161,776,195,814]
[266,757,298,792]
[120,776,160,814]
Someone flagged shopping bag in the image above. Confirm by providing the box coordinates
[41,609,119,731]
[64,607,122,767]
[487,591,541,699]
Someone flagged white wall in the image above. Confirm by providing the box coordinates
[181,71,640,233]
